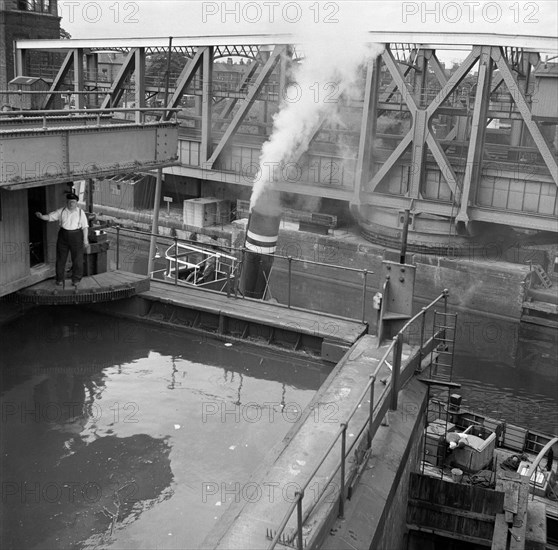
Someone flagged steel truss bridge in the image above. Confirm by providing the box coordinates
[4,31,558,251]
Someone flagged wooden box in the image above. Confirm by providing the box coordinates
[183,198,227,227]
[451,431,497,472]
[425,420,455,466]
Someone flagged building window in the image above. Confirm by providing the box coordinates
[17,1,52,13]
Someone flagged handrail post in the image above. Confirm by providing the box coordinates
[288,256,292,308]
[296,491,304,550]
[174,236,178,285]
[339,423,347,518]
[367,376,375,448]
[443,288,449,316]
[390,335,402,410]
[238,248,246,298]
[226,265,231,298]
[116,226,120,270]
[361,269,368,323]
[418,307,427,366]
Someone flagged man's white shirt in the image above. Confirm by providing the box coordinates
[47,208,89,230]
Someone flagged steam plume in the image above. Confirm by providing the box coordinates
[250,34,384,212]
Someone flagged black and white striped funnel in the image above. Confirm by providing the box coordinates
[245,208,281,255]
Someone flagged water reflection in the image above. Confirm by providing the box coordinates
[451,313,557,434]
[0,307,330,549]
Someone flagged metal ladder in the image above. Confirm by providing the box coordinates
[532,264,553,289]
[429,310,457,384]
[420,310,459,476]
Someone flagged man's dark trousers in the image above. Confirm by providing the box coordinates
[56,228,84,283]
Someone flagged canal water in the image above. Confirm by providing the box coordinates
[0,307,332,549]
[452,315,558,435]
[112,233,558,435]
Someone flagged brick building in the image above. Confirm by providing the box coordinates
[0,0,61,96]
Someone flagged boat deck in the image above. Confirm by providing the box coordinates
[420,444,558,522]
[143,281,366,345]
[136,281,368,361]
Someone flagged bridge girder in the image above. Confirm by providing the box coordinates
[9,33,558,237]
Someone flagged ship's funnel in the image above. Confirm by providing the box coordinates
[240,200,281,300]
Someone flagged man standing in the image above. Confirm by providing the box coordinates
[36,192,89,287]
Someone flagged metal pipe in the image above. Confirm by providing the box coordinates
[164,36,173,113]
[87,178,94,214]
[339,423,347,518]
[418,307,427,366]
[361,269,368,322]
[116,225,120,270]
[287,256,292,308]
[174,235,179,285]
[296,492,304,550]
[368,376,375,448]
[147,168,163,277]
[390,335,402,410]
[400,208,410,264]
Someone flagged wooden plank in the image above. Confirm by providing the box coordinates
[510,479,529,550]
[408,499,496,523]
[143,282,366,344]
[525,501,547,550]
[504,425,527,451]
[491,514,509,550]
[503,480,520,514]
[407,524,492,547]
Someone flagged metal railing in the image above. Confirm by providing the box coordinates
[525,437,558,502]
[109,225,373,324]
[267,290,449,549]
[0,106,180,126]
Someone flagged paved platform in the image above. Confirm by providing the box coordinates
[14,270,150,305]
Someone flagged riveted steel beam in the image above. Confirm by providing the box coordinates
[200,47,214,163]
[217,59,261,122]
[457,47,493,226]
[100,49,136,109]
[42,51,74,110]
[354,57,381,204]
[73,49,85,110]
[0,122,178,189]
[426,48,480,119]
[492,47,558,186]
[366,131,413,194]
[163,47,205,120]
[425,132,459,196]
[206,45,285,169]
[135,48,146,123]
